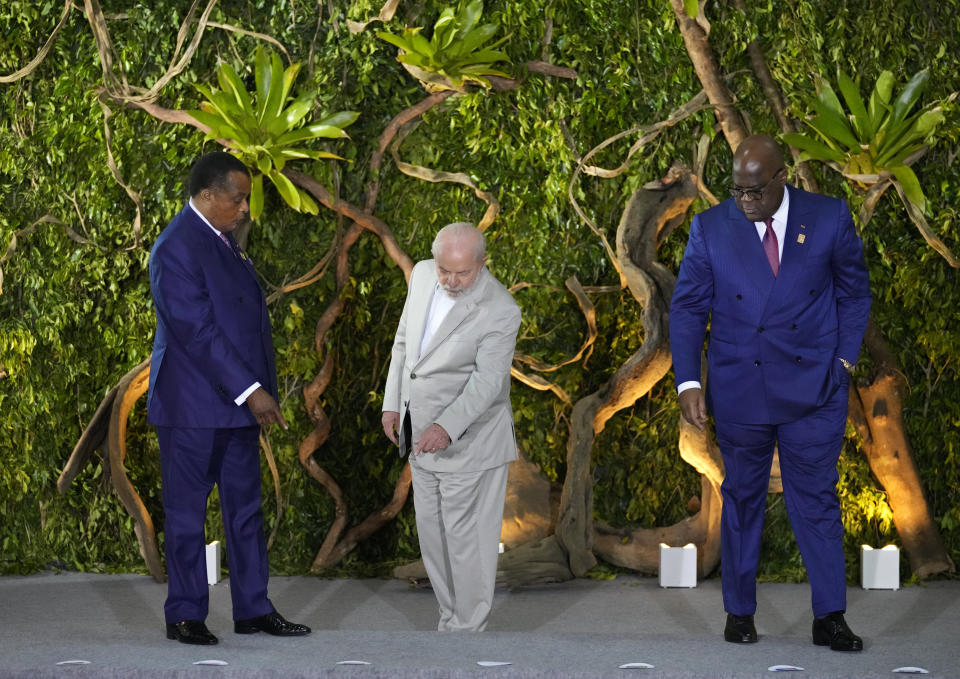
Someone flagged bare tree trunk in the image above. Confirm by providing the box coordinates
[668,0,748,150]
[729,0,819,193]
[848,321,955,577]
[556,168,703,576]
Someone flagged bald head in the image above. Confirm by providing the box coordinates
[731,134,787,222]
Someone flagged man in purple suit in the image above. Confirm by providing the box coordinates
[670,135,871,651]
[148,152,309,645]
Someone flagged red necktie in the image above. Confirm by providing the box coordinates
[762,218,779,277]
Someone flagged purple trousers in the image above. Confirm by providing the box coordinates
[157,425,273,623]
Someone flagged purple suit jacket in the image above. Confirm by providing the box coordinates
[147,205,277,428]
[669,186,871,425]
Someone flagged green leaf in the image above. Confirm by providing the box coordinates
[889,164,926,213]
[459,0,484,38]
[867,70,895,127]
[315,111,360,129]
[267,170,301,211]
[275,124,346,146]
[876,108,943,166]
[808,99,860,150]
[451,23,498,57]
[684,0,699,19]
[298,188,319,215]
[409,30,435,58]
[816,79,846,119]
[254,48,273,119]
[217,62,253,114]
[266,92,315,137]
[261,51,287,124]
[249,173,264,220]
[782,133,847,163]
[433,9,457,50]
[454,49,508,66]
[836,71,870,140]
[255,150,272,175]
[397,52,428,68]
[376,31,414,52]
[886,68,930,132]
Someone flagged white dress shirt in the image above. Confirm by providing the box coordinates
[419,284,456,358]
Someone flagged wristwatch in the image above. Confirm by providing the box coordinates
[838,357,854,373]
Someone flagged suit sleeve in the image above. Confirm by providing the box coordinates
[434,301,521,442]
[669,213,714,386]
[382,272,414,414]
[831,201,871,363]
[150,237,260,402]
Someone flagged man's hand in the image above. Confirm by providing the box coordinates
[678,388,708,431]
[414,423,451,456]
[382,411,400,445]
[246,387,288,430]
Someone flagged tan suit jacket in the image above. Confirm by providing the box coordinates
[383,259,520,473]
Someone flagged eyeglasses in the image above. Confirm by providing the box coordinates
[729,169,784,201]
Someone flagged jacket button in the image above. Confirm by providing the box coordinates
[754,360,761,366]
[238,297,244,303]
[795,356,802,362]
[791,323,798,330]
[410,372,417,379]
[758,326,765,333]
[736,294,742,300]
[809,289,815,295]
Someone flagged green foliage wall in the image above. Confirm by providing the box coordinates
[1,0,957,581]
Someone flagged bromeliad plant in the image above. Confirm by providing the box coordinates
[188,48,359,219]
[783,68,958,266]
[376,0,510,93]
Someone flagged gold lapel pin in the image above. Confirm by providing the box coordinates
[797,234,805,244]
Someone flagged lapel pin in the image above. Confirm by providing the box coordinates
[797,234,805,244]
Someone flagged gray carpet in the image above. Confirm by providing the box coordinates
[0,572,956,678]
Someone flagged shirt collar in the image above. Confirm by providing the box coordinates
[765,186,790,226]
[188,199,224,238]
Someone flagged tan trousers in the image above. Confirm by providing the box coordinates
[410,461,509,631]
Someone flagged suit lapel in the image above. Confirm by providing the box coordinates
[406,267,438,363]
[415,268,487,365]
[727,201,776,304]
[760,186,811,317]
[226,232,260,282]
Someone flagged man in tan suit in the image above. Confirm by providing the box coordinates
[382,222,521,632]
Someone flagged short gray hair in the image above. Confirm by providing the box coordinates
[431,222,486,262]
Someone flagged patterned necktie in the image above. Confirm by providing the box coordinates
[216,231,239,259]
[762,218,779,277]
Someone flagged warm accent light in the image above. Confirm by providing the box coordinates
[659,543,697,588]
[861,544,899,590]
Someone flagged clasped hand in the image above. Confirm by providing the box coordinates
[381,411,450,455]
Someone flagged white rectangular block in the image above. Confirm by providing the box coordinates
[206,541,221,586]
[659,543,697,588]
[861,545,899,590]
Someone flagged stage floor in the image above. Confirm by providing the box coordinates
[0,571,957,678]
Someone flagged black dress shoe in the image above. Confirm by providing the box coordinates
[166,620,218,645]
[813,611,863,651]
[234,611,311,636]
[724,613,758,643]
